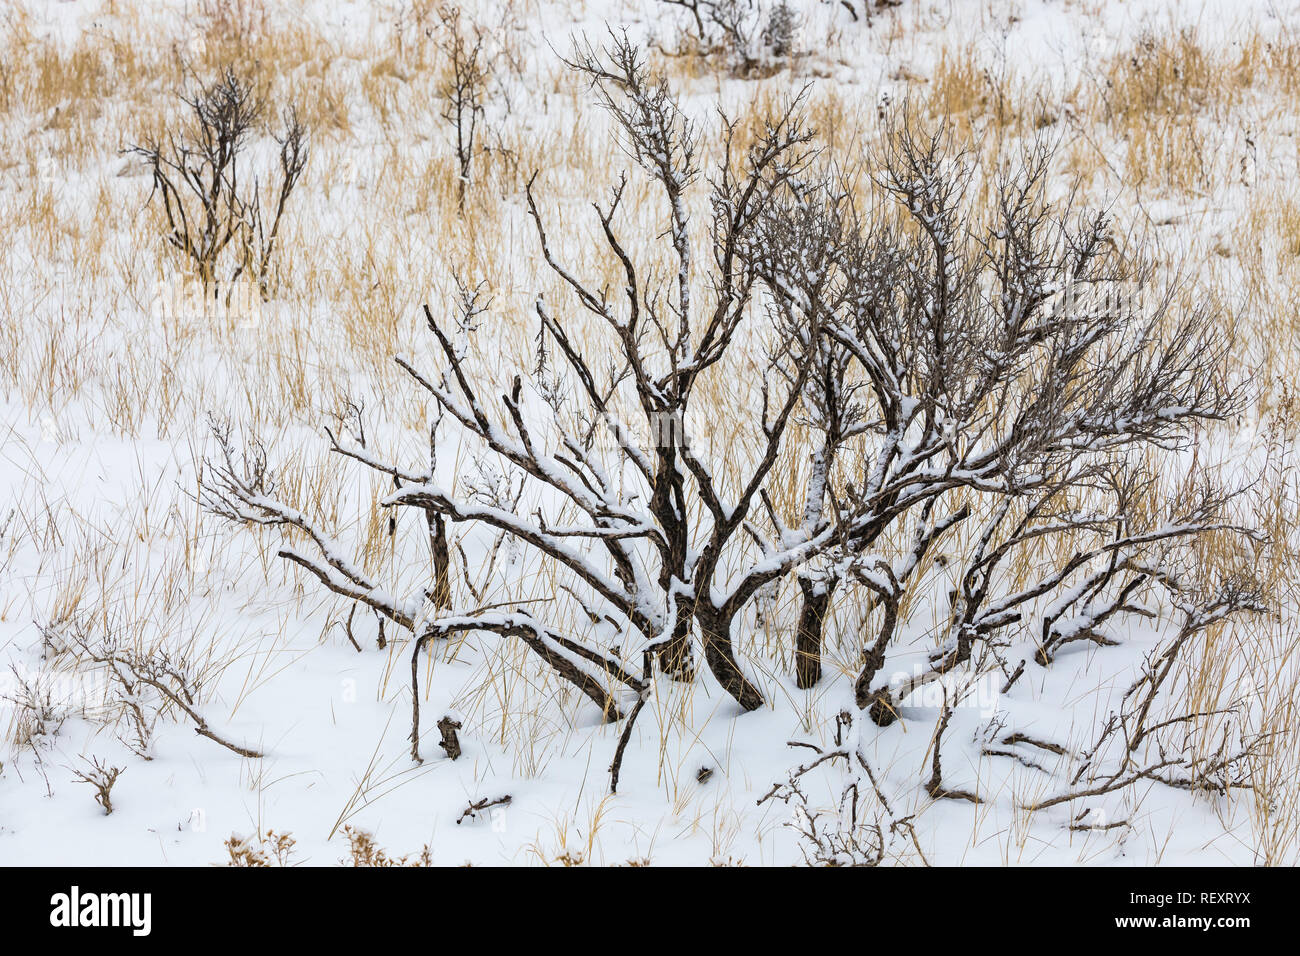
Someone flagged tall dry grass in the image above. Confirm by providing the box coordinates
[1,1,1298,862]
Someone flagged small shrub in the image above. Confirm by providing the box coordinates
[129,67,308,303]
[225,830,298,866]
[340,826,432,866]
[71,757,124,815]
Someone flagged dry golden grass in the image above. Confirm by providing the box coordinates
[2,1,1300,863]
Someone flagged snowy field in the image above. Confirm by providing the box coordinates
[2,0,1299,866]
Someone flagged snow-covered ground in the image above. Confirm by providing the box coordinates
[2,0,1299,866]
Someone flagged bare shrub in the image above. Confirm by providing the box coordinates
[202,37,1259,810]
[74,631,262,759]
[199,0,267,51]
[1024,586,1268,809]
[657,0,792,75]
[762,2,800,59]
[763,119,1254,716]
[129,67,308,302]
[38,616,154,758]
[774,777,886,866]
[204,35,818,774]
[4,665,68,749]
[434,5,492,211]
[748,110,1264,814]
[71,756,123,815]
